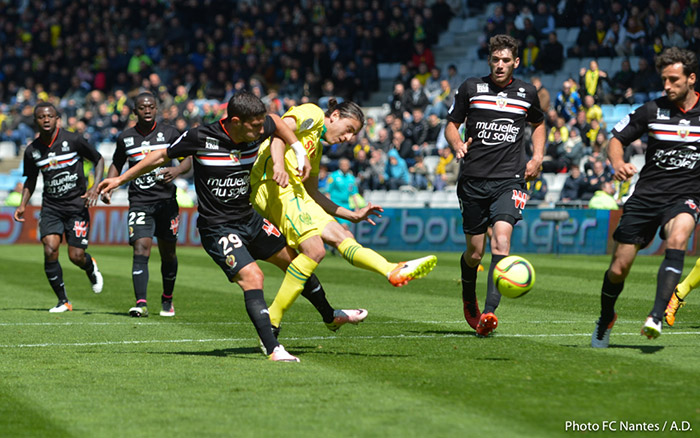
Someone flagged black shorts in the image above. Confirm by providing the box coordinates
[457,178,527,235]
[199,211,287,281]
[39,207,91,249]
[128,199,180,245]
[613,194,700,248]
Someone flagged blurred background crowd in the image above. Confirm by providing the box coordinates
[0,0,695,210]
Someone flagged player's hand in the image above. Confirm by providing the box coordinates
[98,177,121,197]
[297,156,311,182]
[81,188,99,207]
[352,202,383,226]
[525,157,543,181]
[454,137,472,160]
[272,162,289,188]
[158,167,178,183]
[13,206,25,222]
[100,190,112,205]
[613,162,637,181]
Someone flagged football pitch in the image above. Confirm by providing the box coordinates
[1,244,698,437]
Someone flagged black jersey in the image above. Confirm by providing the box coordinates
[113,122,182,206]
[613,94,700,199]
[167,117,276,228]
[447,76,544,179]
[23,128,102,212]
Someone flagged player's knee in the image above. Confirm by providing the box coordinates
[305,244,326,263]
[607,264,630,281]
[464,250,482,266]
[236,263,265,289]
[68,250,85,266]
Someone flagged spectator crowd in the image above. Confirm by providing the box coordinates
[3,0,697,210]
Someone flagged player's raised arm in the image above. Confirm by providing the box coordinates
[98,149,169,196]
[269,113,308,178]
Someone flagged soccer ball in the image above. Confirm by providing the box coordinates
[493,255,535,298]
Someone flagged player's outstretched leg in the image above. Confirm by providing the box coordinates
[386,255,438,287]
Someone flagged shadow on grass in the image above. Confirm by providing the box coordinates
[610,344,665,354]
[289,345,409,358]
[163,346,262,358]
[562,344,664,354]
[408,329,474,336]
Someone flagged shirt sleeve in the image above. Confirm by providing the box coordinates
[612,103,649,146]
[446,79,470,124]
[167,129,196,159]
[112,136,127,171]
[77,134,102,164]
[526,86,545,124]
[22,147,39,181]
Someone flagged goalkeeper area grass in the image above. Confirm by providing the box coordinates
[1,244,698,437]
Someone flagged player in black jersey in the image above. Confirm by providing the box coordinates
[13,102,105,312]
[98,91,319,362]
[102,93,192,318]
[592,48,700,347]
[445,34,545,337]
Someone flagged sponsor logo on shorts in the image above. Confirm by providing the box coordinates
[298,212,313,225]
[129,226,134,237]
[685,199,700,214]
[170,216,179,235]
[225,254,237,269]
[512,190,528,209]
[262,219,281,237]
[74,221,88,238]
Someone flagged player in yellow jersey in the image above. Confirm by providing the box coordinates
[251,98,437,331]
[665,258,699,326]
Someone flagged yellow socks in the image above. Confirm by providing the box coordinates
[337,238,396,276]
[269,253,318,327]
[676,257,700,300]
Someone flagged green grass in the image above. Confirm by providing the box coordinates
[1,244,699,437]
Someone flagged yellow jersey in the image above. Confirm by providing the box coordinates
[251,103,326,187]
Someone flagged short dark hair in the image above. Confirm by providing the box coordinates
[488,34,519,59]
[324,98,365,128]
[34,101,58,117]
[134,92,156,108]
[656,47,699,77]
[226,91,266,121]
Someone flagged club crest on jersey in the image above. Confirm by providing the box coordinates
[657,108,670,120]
[141,141,151,154]
[678,119,690,139]
[225,254,237,269]
[477,83,489,93]
[205,137,219,150]
[125,137,134,147]
[229,150,241,164]
[156,132,165,142]
[48,152,58,167]
[496,92,508,109]
[61,141,69,151]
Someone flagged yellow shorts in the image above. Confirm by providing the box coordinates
[251,180,335,249]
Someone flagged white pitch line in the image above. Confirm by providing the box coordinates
[1,331,699,348]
